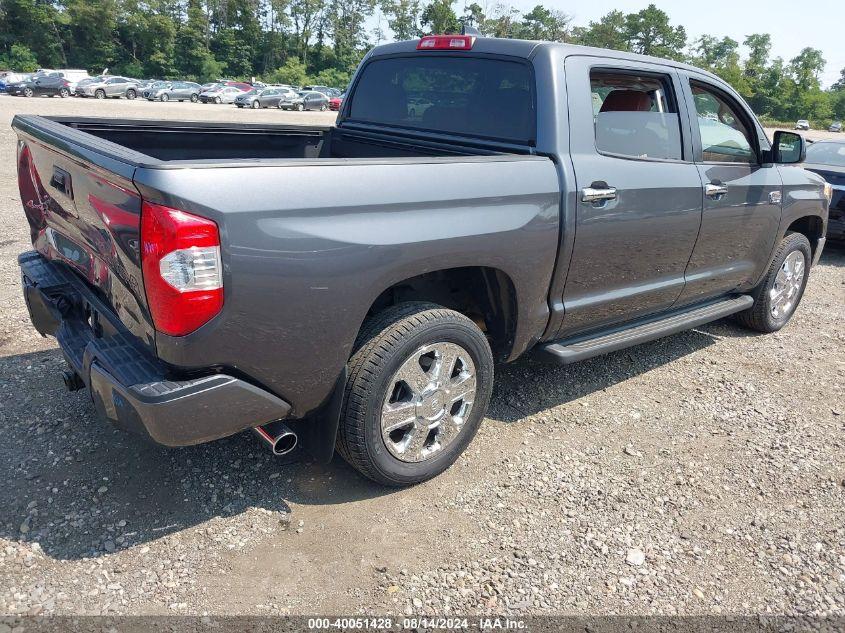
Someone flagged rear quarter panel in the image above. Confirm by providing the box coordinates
[132,157,561,415]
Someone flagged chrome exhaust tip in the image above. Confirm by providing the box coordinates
[253,420,298,456]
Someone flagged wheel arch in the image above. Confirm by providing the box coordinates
[785,215,825,259]
[362,266,519,363]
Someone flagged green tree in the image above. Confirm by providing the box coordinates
[65,0,119,70]
[0,0,67,67]
[381,0,421,40]
[624,4,686,61]
[176,0,222,79]
[266,56,308,84]
[513,5,571,42]
[0,43,39,72]
[420,0,460,35]
[571,10,629,51]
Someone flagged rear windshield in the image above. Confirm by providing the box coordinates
[347,55,535,144]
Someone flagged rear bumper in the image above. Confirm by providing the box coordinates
[19,251,291,447]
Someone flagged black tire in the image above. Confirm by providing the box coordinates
[23,87,33,97]
[160,93,169,102]
[214,96,222,104]
[59,88,69,98]
[319,103,327,111]
[336,302,494,487]
[126,89,136,100]
[296,103,304,111]
[735,232,812,333]
[94,89,105,99]
[251,100,260,109]
[190,93,198,102]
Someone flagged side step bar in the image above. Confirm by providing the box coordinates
[536,295,753,365]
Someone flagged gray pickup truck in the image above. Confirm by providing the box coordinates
[14,36,830,486]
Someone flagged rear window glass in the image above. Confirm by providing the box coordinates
[590,71,683,161]
[347,55,535,144]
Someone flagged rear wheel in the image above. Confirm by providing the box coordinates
[735,232,811,333]
[336,302,494,487]
[95,89,105,99]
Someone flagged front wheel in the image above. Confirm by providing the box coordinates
[23,87,33,97]
[336,302,494,487]
[736,232,811,333]
[251,100,260,109]
[126,89,136,100]
[295,103,304,112]
[214,96,222,104]
[95,89,105,99]
[59,88,69,98]
[190,93,198,103]
[160,93,169,102]
[319,103,327,111]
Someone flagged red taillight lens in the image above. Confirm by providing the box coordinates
[417,35,476,50]
[141,201,223,336]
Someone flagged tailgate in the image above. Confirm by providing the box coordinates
[14,115,155,348]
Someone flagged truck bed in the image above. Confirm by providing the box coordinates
[37,116,521,163]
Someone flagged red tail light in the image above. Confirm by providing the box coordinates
[141,201,223,336]
[417,35,476,50]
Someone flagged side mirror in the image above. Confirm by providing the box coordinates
[773,130,806,164]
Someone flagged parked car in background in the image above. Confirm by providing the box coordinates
[830,121,842,133]
[239,87,299,109]
[0,72,32,90]
[200,85,243,104]
[79,76,141,99]
[144,81,201,102]
[329,94,344,111]
[5,74,71,98]
[298,90,329,111]
[217,80,253,92]
[302,85,341,98]
[74,75,106,96]
[803,140,845,240]
[49,69,89,91]
[795,119,810,130]
[233,88,260,108]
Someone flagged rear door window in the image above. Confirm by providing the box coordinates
[347,55,535,144]
[590,70,684,161]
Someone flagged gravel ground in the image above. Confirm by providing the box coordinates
[0,95,843,618]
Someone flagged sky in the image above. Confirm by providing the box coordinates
[374,0,844,88]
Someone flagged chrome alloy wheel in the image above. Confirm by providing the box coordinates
[380,342,476,463]
[770,250,805,319]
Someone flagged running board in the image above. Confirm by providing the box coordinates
[536,295,753,365]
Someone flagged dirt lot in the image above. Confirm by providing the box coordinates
[0,95,843,618]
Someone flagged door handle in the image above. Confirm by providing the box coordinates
[581,184,617,203]
[705,182,728,198]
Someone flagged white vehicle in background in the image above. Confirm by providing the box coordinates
[795,119,810,131]
[199,85,244,104]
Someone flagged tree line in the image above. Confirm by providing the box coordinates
[2,0,844,122]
